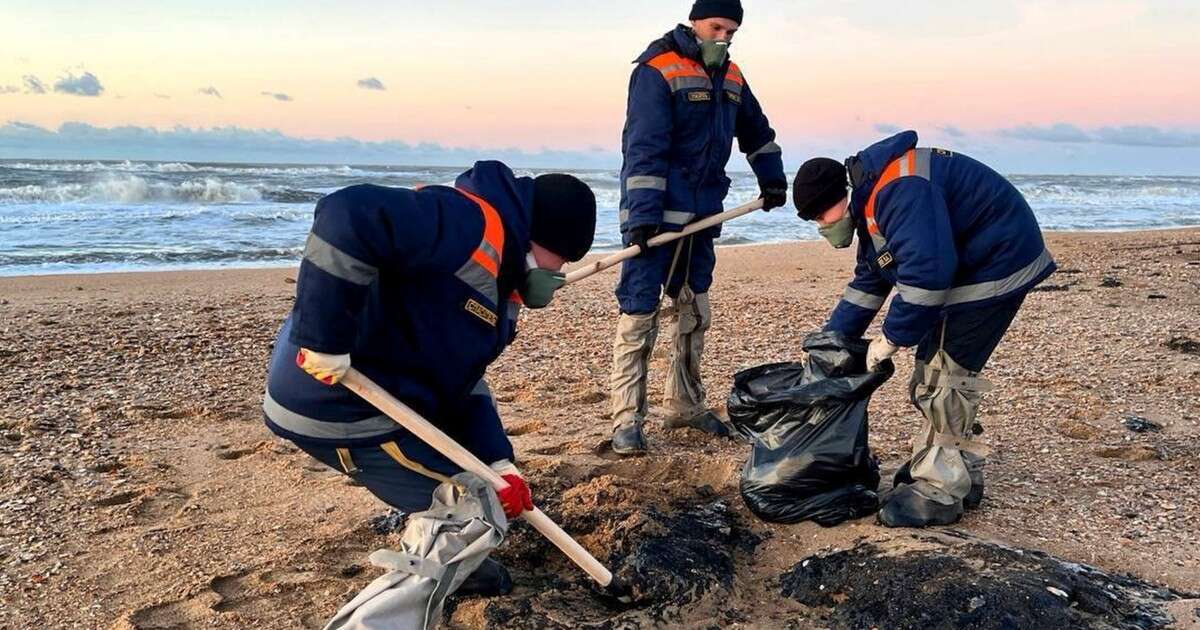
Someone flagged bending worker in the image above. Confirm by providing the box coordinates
[611,0,788,455]
[792,130,1056,527]
[262,161,596,595]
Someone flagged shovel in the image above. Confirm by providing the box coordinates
[563,198,765,285]
[340,368,626,596]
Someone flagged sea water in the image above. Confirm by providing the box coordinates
[2,159,1199,276]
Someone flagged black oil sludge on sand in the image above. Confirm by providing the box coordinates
[780,531,1194,630]
[728,331,890,526]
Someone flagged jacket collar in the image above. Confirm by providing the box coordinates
[848,130,919,218]
[454,161,534,288]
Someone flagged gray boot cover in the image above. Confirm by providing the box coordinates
[323,473,508,630]
[907,350,993,503]
[664,288,712,421]
[610,311,660,431]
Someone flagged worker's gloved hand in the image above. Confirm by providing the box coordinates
[866,337,900,372]
[759,181,789,212]
[491,459,534,519]
[295,348,351,385]
[626,225,658,254]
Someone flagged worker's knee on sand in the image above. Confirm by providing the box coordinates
[293,441,451,514]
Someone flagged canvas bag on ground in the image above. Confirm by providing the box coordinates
[727,331,892,526]
[324,472,508,630]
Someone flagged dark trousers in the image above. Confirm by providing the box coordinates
[915,295,1026,373]
[616,234,716,314]
[295,440,461,514]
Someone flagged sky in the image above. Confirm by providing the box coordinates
[1,0,1199,174]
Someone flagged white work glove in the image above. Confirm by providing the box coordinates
[490,459,532,518]
[866,337,900,372]
[295,348,351,385]
[489,459,522,478]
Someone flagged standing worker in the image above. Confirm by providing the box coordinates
[263,160,596,595]
[611,0,789,455]
[791,130,1056,527]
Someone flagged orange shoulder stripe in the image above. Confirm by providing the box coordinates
[865,150,916,237]
[455,188,505,277]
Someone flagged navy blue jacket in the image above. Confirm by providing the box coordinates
[826,131,1056,347]
[263,161,532,465]
[619,25,785,237]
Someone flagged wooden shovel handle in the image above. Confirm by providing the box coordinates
[340,368,614,587]
[563,198,765,285]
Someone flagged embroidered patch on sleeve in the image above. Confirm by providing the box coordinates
[464,298,498,327]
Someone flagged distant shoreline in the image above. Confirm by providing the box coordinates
[2,226,1197,281]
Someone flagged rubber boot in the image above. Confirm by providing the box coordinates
[878,482,964,528]
[893,460,984,510]
[456,557,513,597]
[611,420,648,456]
[663,409,731,438]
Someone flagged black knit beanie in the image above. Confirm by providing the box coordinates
[531,174,596,262]
[793,158,849,220]
[689,0,743,24]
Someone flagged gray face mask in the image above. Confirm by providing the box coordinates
[818,211,856,249]
[698,39,729,71]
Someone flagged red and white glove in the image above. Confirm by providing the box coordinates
[490,459,533,519]
[295,348,351,385]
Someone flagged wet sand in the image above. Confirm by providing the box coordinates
[1,229,1198,628]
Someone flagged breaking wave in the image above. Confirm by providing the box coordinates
[0,175,321,205]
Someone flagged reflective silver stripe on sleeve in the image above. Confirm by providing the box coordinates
[469,378,491,398]
[662,210,696,225]
[747,141,782,162]
[843,287,887,311]
[914,148,932,179]
[477,239,501,270]
[724,80,743,95]
[626,176,667,191]
[619,208,694,225]
[899,154,911,177]
[506,300,520,324]
[870,232,889,252]
[304,233,378,286]
[668,76,712,93]
[263,390,398,440]
[454,260,499,304]
[946,249,1055,306]
[895,282,949,307]
[470,379,499,412]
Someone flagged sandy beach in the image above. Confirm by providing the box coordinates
[1,228,1198,628]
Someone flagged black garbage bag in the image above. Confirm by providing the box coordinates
[727,331,893,526]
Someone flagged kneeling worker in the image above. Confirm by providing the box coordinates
[262,161,597,595]
[792,130,1056,527]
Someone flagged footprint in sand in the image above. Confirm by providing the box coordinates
[505,420,545,436]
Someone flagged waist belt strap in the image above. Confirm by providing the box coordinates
[930,432,992,458]
[368,549,447,581]
[915,363,994,393]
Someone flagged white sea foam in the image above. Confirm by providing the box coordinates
[0,175,264,204]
